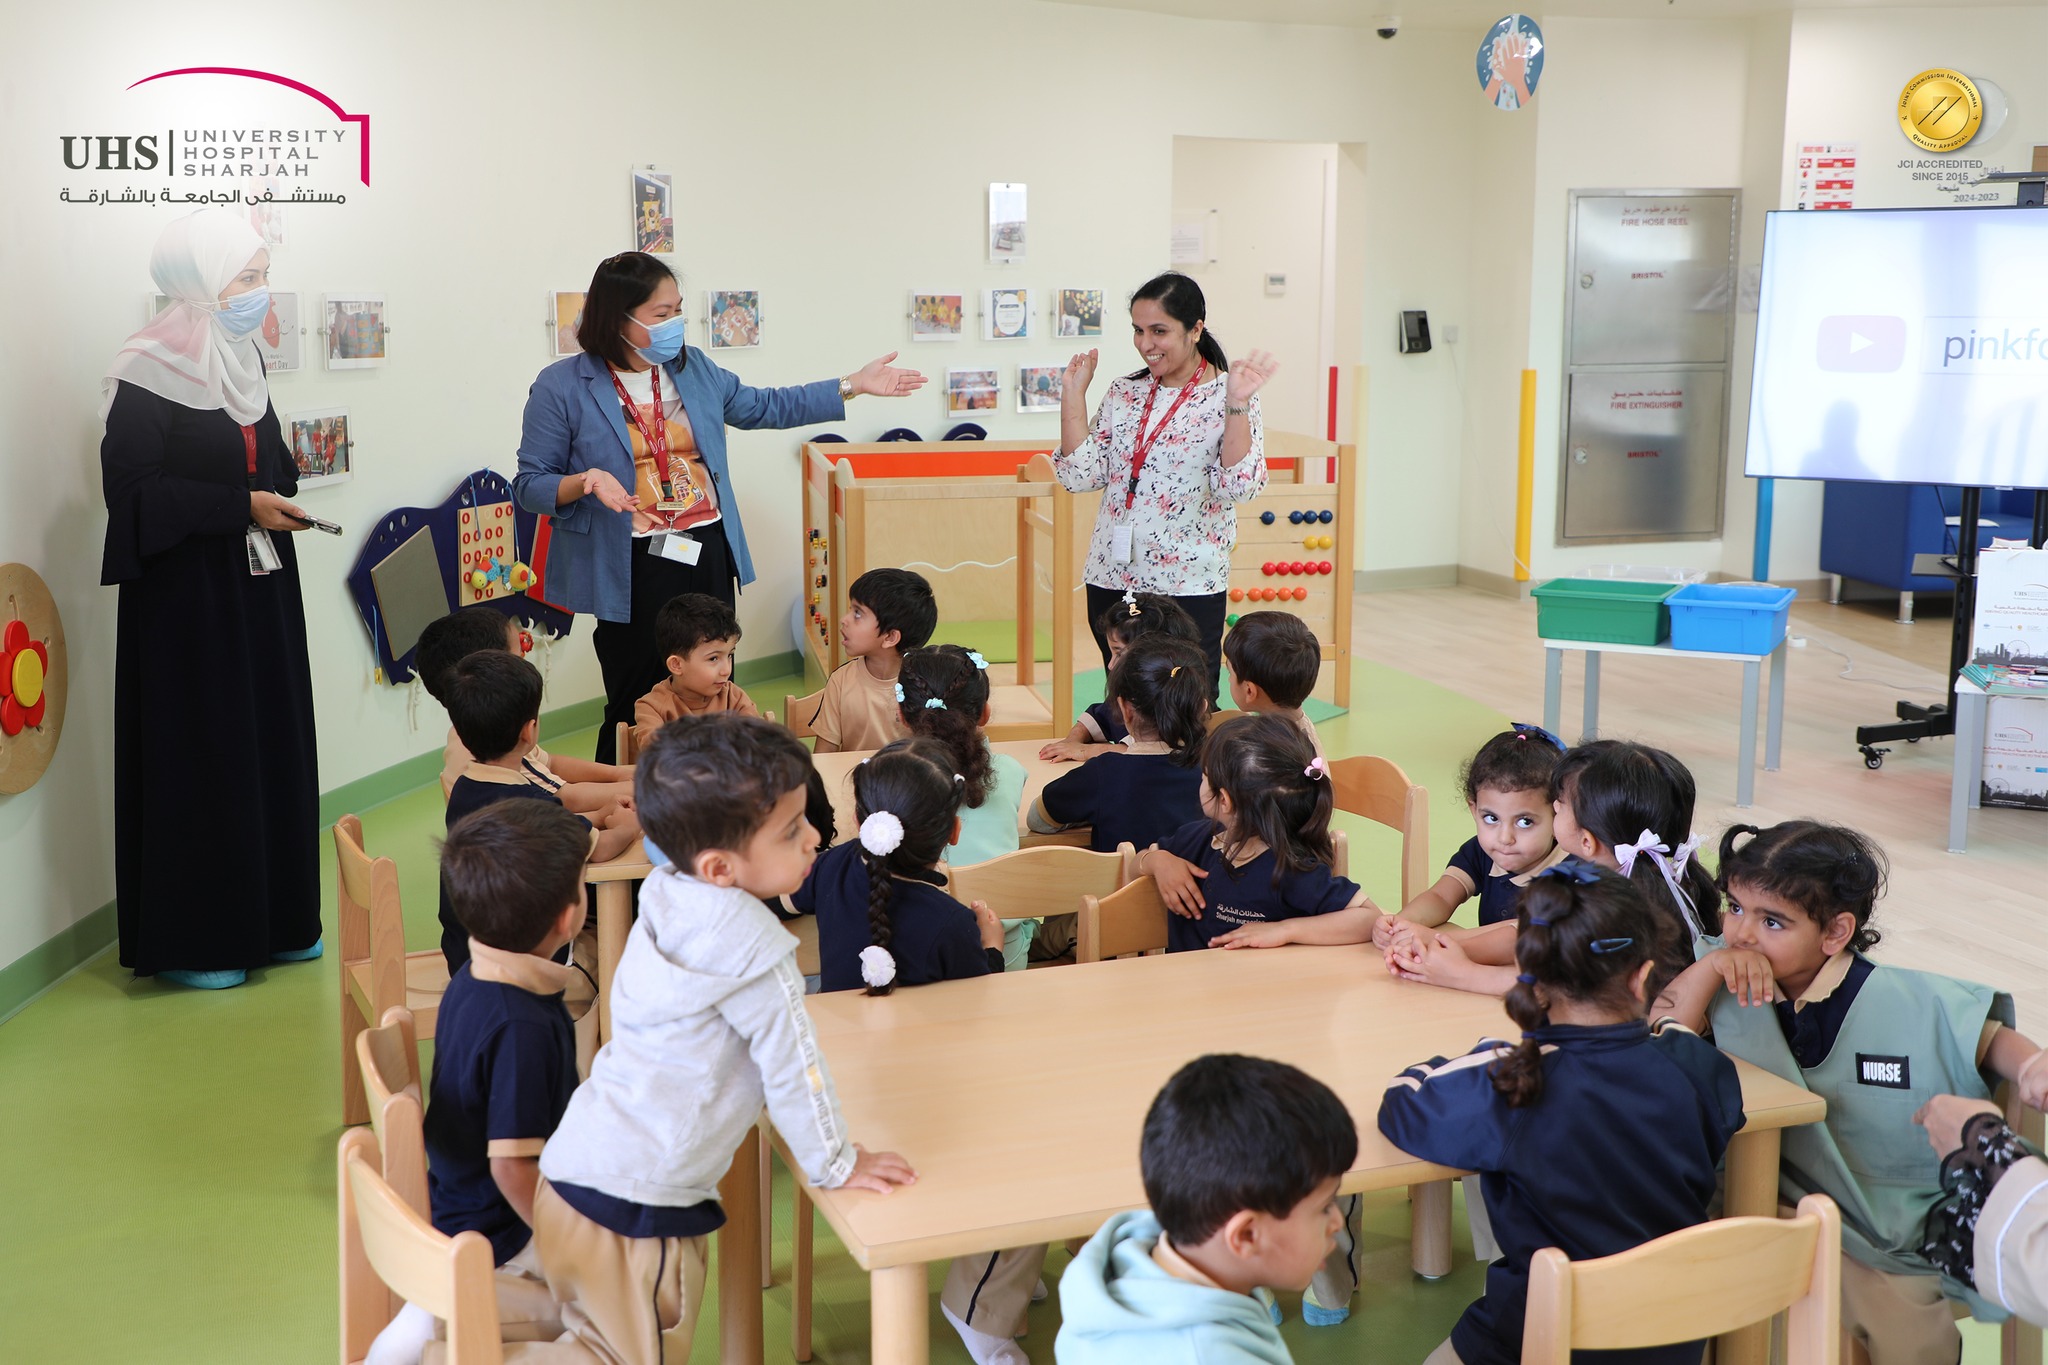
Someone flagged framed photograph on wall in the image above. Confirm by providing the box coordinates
[287,407,352,489]
[1056,288,1104,337]
[323,295,388,369]
[946,367,1000,415]
[708,290,762,349]
[1018,365,1063,412]
[632,169,675,255]
[984,287,1030,341]
[910,292,964,342]
[257,291,304,374]
[551,290,585,359]
[988,182,1026,262]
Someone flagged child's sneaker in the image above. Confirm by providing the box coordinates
[1252,1285,1282,1325]
[1302,1287,1351,1326]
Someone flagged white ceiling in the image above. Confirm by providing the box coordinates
[1047,0,2042,29]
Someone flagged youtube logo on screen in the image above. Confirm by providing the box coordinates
[1816,315,1906,372]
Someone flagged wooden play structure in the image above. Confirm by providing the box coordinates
[1227,431,1357,707]
[798,430,1357,730]
[800,441,1076,739]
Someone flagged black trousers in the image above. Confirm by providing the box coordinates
[1084,582,1228,704]
[591,521,737,765]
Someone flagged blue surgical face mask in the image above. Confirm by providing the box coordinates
[215,287,271,340]
[631,313,687,365]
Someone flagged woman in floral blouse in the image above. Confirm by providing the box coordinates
[1054,272,1277,696]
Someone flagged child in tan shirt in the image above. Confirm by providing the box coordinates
[809,568,936,753]
[633,593,759,752]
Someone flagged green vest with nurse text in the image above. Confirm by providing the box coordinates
[1705,947,2014,1314]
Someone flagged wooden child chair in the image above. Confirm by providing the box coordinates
[356,1006,427,1217]
[1521,1193,1842,1365]
[340,1130,537,1365]
[1072,837,1344,963]
[338,814,448,1126]
[1326,753,1430,902]
[782,688,824,741]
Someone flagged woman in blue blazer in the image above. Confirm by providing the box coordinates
[513,252,924,762]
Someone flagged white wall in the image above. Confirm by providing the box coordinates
[0,0,1485,975]
[1170,137,1336,437]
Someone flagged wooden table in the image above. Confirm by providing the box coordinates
[812,738,1086,847]
[793,945,1824,1365]
[1542,637,1787,807]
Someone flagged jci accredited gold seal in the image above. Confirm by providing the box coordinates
[1898,68,1983,153]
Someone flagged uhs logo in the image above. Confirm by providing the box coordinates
[60,135,163,171]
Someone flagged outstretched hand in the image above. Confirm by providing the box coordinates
[851,352,928,398]
[1062,349,1100,399]
[1225,350,1278,406]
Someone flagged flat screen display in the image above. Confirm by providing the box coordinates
[1745,206,2048,486]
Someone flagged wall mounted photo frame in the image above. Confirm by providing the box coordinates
[946,367,1000,414]
[323,295,388,369]
[633,169,675,255]
[1056,288,1104,337]
[287,406,352,489]
[257,291,304,374]
[1018,365,1063,412]
[551,290,585,359]
[708,290,762,349]
[984,287,1030,341]
[910,292,964,342]
[988,182,1026,262]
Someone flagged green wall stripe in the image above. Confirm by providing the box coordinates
[5,657,802,1024]
[0,901,116,1026]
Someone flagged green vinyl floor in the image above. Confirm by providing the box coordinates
[0,661,2006,1363]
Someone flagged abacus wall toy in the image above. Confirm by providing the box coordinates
[1224,432,1355,706]
[800,440,1078,738]
[345,469,574,686]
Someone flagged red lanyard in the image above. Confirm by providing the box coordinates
[240,424,259,486]
[608,365,681,529]
[1125,362,1204,510]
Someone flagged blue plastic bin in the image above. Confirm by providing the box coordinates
[1666,583,1797,654]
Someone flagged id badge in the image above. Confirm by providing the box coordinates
[658,532,703,566]
[1110,524,1134,565]
[245,526,281,576]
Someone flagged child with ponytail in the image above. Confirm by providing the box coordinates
[1143,713,1383,954]
[1379,864,1745,1365]
[897,643,1037,968]
[1029,635,1209,854]
[1040,590,1202,762]
[1663,821,2045,1365]
[1384,739,1716,1006]
[792,737,1006,995]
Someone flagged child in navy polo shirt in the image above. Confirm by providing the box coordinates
[1028,635,1210,961]
[1142,712,1382,955]
[365,799,593,1365]
[1377,726,1567,948]
[1379,863,1746,1365]
[1039,591,1201,762]
[439,651,640,975]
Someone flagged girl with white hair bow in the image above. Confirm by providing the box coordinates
[99,208,321,990]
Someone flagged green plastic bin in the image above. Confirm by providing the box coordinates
[1531,578,1679,645]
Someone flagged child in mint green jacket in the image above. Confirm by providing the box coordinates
[1056,1054,1358,1365]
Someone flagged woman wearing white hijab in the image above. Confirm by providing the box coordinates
[99,208,321,990]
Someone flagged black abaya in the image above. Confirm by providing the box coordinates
[100,381,321,974]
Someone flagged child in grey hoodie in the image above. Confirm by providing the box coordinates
[1056,1054,1359,1365]
[534,714,915,1363]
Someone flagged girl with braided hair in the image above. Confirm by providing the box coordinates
[791,737,1005,996]
[1379,864,1745,1365]
[1663,820,2044,1365]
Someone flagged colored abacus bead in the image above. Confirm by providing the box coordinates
[1229,588,1245,602]
[1262,562,1276,576]
[1302,536,1315,549]
[1225,613,1239,626]
[1288,510,1304,524]
[1318,509,1334,523]
[1260,510,1275,524]
[1294,587,1309,601]
[1291,561,1306,575]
